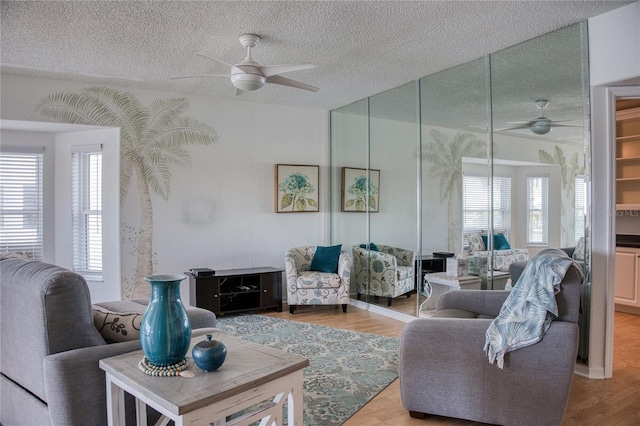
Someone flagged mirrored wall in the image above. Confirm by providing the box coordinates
[330,22,591,362]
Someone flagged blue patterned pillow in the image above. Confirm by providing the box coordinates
[310,244,342,273]
[469,233,486,251]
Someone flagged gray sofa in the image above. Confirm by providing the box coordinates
[509,247,583,282]
[399,250,583,426]
[0,258,217,426]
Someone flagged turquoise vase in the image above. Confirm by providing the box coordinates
[140,274,191,366]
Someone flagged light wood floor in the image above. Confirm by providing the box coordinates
[262,304,640,426]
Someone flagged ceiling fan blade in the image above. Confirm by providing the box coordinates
[168,74,229,79]
[235,88,247,96]
[259,64,316,78]
[195,53,234,68]
[552,123,582,128]
[265,75,319,92]
[235,65,258,74]
[494,124,531,132]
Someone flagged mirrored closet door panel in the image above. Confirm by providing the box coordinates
[367,82,420,315]
[330,99,370,304]
[418,57,490,313]
[489,22,591,362]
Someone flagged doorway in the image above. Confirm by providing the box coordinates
[612,96,640,380]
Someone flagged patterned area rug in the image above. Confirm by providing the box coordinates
[215,314,399,425]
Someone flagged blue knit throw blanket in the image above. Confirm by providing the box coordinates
[484,252,582,369]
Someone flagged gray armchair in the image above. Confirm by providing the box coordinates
[0,258,217,426]
[399,255,583,426]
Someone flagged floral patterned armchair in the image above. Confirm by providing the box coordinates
[352,244,415,306]
[285,246,352,314]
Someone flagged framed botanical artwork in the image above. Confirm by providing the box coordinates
[341,167,380,212]
[275,164,320,213]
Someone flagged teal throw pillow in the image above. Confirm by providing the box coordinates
[481,233,511,250]
[494,233,511,250]
[310,244,342,273]
[359,243,380,251]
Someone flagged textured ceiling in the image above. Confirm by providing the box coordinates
[1,0,632,116]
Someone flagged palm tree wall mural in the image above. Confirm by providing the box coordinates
[419,129,486,252]
[538,145,584,246]
[36,86,219,298]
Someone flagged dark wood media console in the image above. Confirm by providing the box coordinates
[188,267,284,315]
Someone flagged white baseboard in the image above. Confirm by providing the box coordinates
[348,298,416,323]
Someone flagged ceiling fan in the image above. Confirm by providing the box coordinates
[497,100,579,135]
[170,34,319,95]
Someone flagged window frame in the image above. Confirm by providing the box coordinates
[526,175,549,246]
[574,174,587,244]
[71,145,103,281]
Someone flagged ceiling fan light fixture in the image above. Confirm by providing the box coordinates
[231,73,266,91]
[531,123,552,135]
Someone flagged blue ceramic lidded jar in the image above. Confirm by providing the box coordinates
[192,334,227,372]
[140,274,191,366]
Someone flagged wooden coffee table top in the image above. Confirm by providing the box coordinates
[99,330,309,416]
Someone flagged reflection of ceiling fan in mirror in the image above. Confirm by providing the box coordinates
[497,100,579,135]
[169,34,319,95]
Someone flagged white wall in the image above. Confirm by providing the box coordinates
[589,1,640,87]
[0,74,328,303]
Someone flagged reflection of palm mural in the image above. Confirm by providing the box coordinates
[420,130,486,252]
[346,175,378,211]
[37,86,218,298]
[539,145,584,246]
[279,172,317,211]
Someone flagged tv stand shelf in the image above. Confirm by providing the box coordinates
[188,267,283,315]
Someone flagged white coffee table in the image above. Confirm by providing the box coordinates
[420,272,482,315]
[100,331,309,426]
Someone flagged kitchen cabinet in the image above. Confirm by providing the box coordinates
[615,247,640,310]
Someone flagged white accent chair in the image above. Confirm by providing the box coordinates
[352,244,415,306]
[285,246,351,314]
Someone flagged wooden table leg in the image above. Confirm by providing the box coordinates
[287,370,304,426]
[106,375,126,426]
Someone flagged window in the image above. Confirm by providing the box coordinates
[527,176,549,245]
[463,175,512,244]
[0,147,44,260]
[575,175,587,243]
[72,146,103,280]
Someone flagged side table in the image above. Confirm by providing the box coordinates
[420,272,482,314]
[100,331,308,426]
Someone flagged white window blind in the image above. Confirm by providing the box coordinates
[463,175,512,242]
[575,175,587,243]
[0,147,44,260]
[72,146,103,281]
[527,176,549,245]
